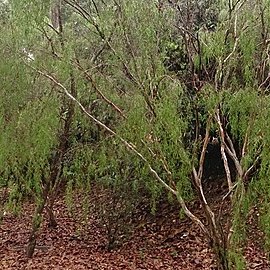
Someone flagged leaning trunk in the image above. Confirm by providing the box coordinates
[26,187,49,258]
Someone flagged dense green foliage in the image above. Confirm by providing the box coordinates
[1,0,270,268]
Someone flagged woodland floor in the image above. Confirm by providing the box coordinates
[0,178,269,270]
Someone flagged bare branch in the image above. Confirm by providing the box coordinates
[216,110,243,179]
[223,13,239,65]
[197,118,211,180]
[222,182,238,201]
[63,0,105,39]
[225,133,237,158]
[244,154,261,180]
[216,111,233,192]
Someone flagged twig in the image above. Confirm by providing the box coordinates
[244,154,261,180]
[222,182,238,201]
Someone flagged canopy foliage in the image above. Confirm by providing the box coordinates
[1,0,270,268]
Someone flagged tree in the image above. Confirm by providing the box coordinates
[2,1,270,269]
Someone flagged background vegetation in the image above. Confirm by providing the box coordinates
[1,0,270,269]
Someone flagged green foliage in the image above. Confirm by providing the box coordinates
[229,181,251,270]
[260,207,270,251]
[229,249,246,270]
[3,1,270,267]
[152,88,193,199]
[223,89,257,139]
[1,94,60,211]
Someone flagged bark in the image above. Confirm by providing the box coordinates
[51,0,61,29]
[26,185,49,258]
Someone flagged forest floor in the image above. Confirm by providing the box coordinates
[0,178,269,270]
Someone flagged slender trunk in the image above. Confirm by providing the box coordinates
[26,152,62,257]
[209,228,229,270]
[46,71,76,228]
[27,148,64,256]
[26,186,49,258]
[202,203,229,270]
[47,197,58,228]
[46,152,63,229]
[214,244,229,270]
[26,104,72,256]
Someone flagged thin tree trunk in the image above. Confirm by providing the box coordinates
[26,185,49,258]
[46,70,76,226]
[47,203,58,228]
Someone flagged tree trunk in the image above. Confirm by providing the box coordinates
[26,194,48,258]
[212,238,229,270]
[47,199,58,228]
